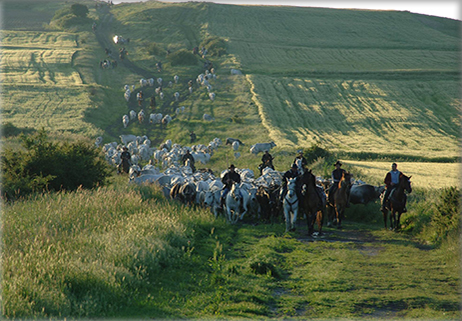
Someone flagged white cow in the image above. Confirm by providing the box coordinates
[122,115,129,128]
[174,92,180,101]
[129,110,136,120]
[204,187,222,218]
[250,142,276,154]
[174,75,179,84]
[124,90,130,102]
[209,92,215,101]
[192,151,211,164]
[232,141,239,151]
[140,78,147,87]
[148,78,155,86]
[203,113,214,121]
[120,134,137,146]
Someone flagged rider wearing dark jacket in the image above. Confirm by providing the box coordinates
[280,163,300,201]
[181,150,196,172]
[219,164,241,208]
[328,161,348,205]
[294,150,308,169]
[118,147,131,174]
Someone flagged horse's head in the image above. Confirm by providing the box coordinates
[230,182,242,200]
[340,172,353,189]
[400,174,412,193]
[301,169,316,186]
[287,177,298,198]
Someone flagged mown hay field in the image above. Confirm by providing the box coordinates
[1,30,103,137]
[246,74,460,159]
[342,160,460,189]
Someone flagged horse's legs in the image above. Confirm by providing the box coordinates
[316,210,323,235]
[382,209,388,229]
[284,208,290,232]
[291,209,298,231]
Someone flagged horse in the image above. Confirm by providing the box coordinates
[382,173,412,230]
[225,182,247,223]
[283,177,299,232]
[327,172,352,229]
[299,170,325,236]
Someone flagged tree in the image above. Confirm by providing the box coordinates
[70,4,89,18]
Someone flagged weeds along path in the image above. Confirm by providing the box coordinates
[92,6,170,145]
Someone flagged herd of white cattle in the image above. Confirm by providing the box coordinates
[121,69,217,128]
[97,133,289,223]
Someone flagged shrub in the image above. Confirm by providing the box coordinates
[428,187,460,246]
[1,129,111,201]
[167,49,198,66]
[303,142,332,164]
[200,36,227,57]
[144,42,164,56]
[1,122,35,138]
[70,4,89,18]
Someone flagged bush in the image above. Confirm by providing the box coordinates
[303,142,332,164]
[200,36,227,57]
[70,4,89,18]
[144,42,164,56]
[167,49,198,66]
[428,187,460,246]
[1,129,111,201]
[1,122,35,138]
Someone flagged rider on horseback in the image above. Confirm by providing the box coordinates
[280,163,300,201]
[118,146,131,174]
[294,150,308,169]
[259,150,274,175]
[181,150,196,172]
[381,163,406,213]
[218,164,241,209]
[327,161,350,207]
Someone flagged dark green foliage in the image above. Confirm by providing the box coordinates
[167,49,198,66]
[1,122,35,138]
[200,36,227,57]
[429,187,460,245]
[50,4,91,30]
[70,4,89,18]
[1,129,111,201]
[144,42,164,56]
[303,142,332,164]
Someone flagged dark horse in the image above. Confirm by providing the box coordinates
[327,172,352,229]
[382,173,412,230]
[299,170,325,235]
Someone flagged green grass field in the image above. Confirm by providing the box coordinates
[1,1,461,319]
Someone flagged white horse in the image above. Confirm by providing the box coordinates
[283,177,299,232]
[225,182,247,223]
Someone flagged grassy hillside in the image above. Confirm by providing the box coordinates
[2,1,460,162]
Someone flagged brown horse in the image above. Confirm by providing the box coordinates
[382,173,412,230]
[299,170,324,235]
[327,172,352,229]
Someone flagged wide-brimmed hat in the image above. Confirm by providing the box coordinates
[229,164,236,169]
[334,160,342,166]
